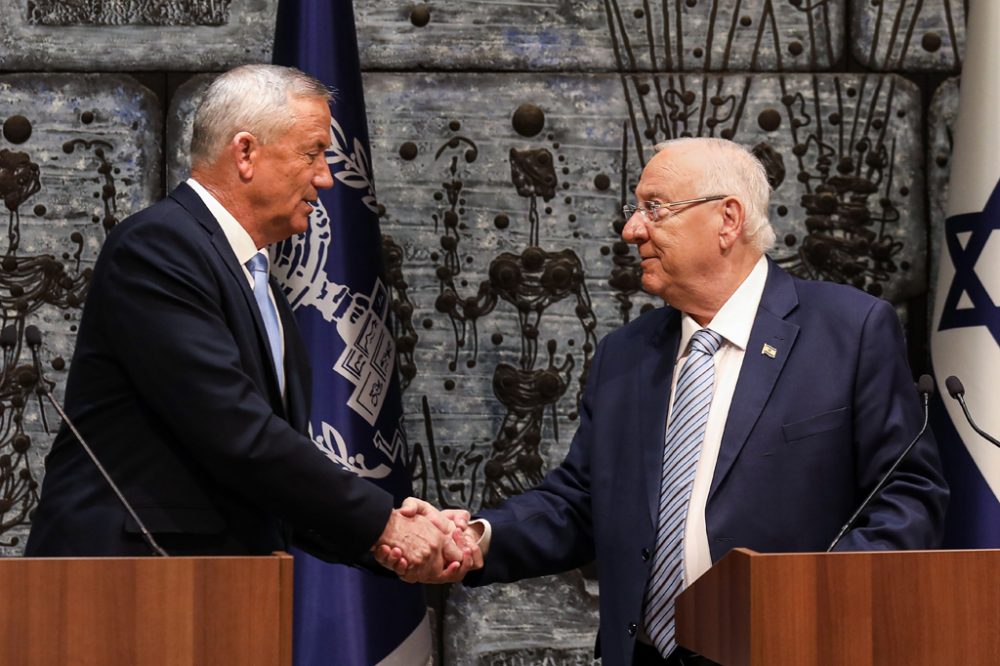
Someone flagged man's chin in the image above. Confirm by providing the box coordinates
[290,215,310,236]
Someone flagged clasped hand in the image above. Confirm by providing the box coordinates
[372,498,483,583]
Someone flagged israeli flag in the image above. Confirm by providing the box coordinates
[931,0,1000,547]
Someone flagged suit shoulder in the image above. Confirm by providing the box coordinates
[789,275,897,330]
[600,304,676,349]
[103,197,206,254]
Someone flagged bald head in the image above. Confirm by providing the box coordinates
[622,137,775,322]
[651,137,775,253]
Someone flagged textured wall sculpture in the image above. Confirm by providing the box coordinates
[0,0,972,662]
[0,74,160,554]
[0,0,277,70]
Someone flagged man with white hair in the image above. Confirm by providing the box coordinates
[396,138,949,664]
[26,64,468,577]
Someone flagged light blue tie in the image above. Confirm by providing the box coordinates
[644,328,723,657]
[246,252,284,395]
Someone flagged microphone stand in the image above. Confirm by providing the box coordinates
[827,377,932,552]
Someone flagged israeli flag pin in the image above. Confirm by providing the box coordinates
[761,343,777,358]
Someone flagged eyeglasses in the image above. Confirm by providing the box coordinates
[622,195,727,225]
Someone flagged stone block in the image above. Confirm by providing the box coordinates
[927,76,958,315]
[0,0,276,71]
[0,73,160,553]
[357,0,844,72]
[851,0,965,72]
[444,572,600,666]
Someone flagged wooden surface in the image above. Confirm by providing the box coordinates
[0,553,293,666]
[676,548,1000,666]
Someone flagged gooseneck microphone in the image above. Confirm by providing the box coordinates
[26,326,168,557]
[24,325,51,432]
[827,374,935,551]
[944,375,1000,449]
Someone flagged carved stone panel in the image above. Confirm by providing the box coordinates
[927,77,958,310]
[356,0,844,72]
[0,0,277,71]
[444,574,600,666]
[359,73,927,521]
[167,69,928,503]
[166,74,215,192]
[851,0,965,72]
[0,74,161,553]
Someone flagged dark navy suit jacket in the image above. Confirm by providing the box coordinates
[470,260,949,666]
[26,183,393,560]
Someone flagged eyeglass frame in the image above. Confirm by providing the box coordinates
[622,194,728,224]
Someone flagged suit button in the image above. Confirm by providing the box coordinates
[641,548,651,562]
[627,623,637,637]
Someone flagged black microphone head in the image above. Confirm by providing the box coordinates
[917,374,935,397]
[24,325,41,347]
[945,375,965,399]
[0,326,16,349]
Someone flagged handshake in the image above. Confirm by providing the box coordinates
[372,497,484,584]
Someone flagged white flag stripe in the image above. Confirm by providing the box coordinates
[944,0,1000,218]
[931,0,1000,503]
[375,611,433,666]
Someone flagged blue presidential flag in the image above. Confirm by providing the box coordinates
[931,0,1000,548]
[271,1,431,663]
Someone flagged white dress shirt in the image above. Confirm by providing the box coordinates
[675,254,769,586]
[185,178,286,396]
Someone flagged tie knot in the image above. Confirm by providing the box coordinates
[247,252,269,276]
[689,328,722,357]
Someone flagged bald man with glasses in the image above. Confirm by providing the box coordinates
[383,137,948,666]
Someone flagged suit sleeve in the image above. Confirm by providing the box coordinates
[467,338,608,585]
[100,220,393,561]
[835,298,949,550]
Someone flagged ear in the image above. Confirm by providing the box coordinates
[231,131,259,181]
[718,196,747,251]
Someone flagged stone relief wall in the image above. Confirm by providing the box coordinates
[0,0,969,663]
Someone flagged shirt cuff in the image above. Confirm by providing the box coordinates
[469,518,492,556]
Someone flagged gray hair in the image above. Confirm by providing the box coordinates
[653,137,776,253]
[190,64,332,166]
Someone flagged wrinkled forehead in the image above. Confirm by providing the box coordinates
[636,148,700,200]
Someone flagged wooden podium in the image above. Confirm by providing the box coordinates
[675,548,1000,665]
[0,553,294,666]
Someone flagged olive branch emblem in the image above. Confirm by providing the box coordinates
[326,117,377,214]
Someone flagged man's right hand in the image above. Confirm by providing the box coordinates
[373,499,483,583]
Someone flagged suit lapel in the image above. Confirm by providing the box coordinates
[169,183,287,411]
[641,309,683,530]
[273,280,311,432]
[709,261,799,502]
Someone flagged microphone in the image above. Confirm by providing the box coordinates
[0,325,17,348]
[944,375,1000,449]
[0,325,17,367]
[24,325,51,433]
[827,374,934,551]
[27,327,168,557]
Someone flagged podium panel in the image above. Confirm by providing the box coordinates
[676,548,1000,666]
[0,553,293,666]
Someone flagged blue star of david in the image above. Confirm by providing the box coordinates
[938,179,1000,346]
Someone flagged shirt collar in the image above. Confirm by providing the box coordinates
[186,177,260,267]
[678,254,769,357]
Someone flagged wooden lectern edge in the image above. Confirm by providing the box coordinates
[3,552,297,666]
[678,548,1000,666]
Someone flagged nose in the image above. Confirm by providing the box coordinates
[621,212,647,244]
[315,161,335,190]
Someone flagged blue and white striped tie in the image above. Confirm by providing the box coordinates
[644,327,723,657]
